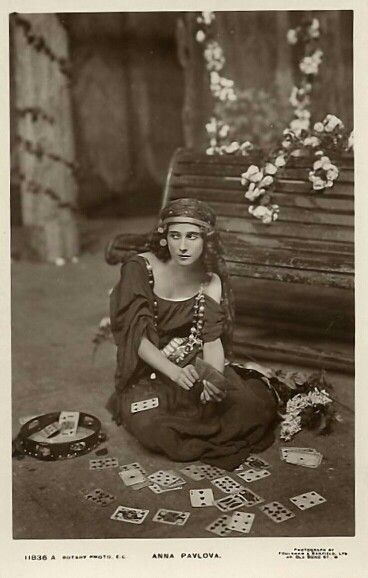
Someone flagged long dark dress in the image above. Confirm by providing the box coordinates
[108,255,278,471]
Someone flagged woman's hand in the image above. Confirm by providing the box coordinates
[200,379,226,404]
[173,364,199,391]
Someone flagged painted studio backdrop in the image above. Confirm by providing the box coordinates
[10,12,353,241]
[10,11,354,541]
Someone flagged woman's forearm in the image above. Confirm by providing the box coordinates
[138,336,178,381]
[203,338,225,374]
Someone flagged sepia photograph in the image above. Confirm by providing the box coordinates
[9,7,355,547]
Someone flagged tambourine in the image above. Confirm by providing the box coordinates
[12,411,106,461]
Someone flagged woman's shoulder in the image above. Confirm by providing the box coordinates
[203,272,222,304]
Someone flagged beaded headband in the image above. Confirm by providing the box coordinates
[161,216,212,230]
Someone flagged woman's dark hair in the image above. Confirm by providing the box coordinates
[149,200,235,355]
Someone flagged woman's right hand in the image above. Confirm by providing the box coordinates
[172,364,199,391]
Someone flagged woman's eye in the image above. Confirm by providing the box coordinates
[187,234,199,240]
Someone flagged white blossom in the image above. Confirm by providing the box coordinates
[275,155,286,168]
[303,136,320,147]
[323,114,344,132]
[196,30,205,43]
[287,28,298,45]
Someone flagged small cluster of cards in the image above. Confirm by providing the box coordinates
[36,411,80,441]
[280,447,323,468]
[118,462,187,493]
[207,511,255,536]
[111,506,190,526]
[207,490,327,534]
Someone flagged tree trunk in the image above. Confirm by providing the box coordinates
[11,14,79,261]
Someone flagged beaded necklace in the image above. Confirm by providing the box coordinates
[143,257,205,364]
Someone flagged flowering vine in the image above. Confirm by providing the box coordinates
[196,12,353,224]
[195,11,254,157]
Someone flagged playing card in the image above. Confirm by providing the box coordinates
[215,494,247,513]
[236,468,271,483]
[89,457,119,470]
[148,470,181,488]
[131,398,159,414]
[197,464,227,480]
[131,480,151,491]
[242,455,271,470]
[58,411,79,437]
[119,462,147,475]
[259,501,295,523]
[118,467,146,486]
[164,470,186,488]
[290,491,326,510]
[149,483,183,494]
[39,422,61,438]
[82,488,115,507]
[190,489,214,507]
[110,505,149,524]
[280,447,318,460]
[236,488,264,507]
[211,475,244,494]
[227,511,255,534]
[284,452,323,468]
[195,357,228,391]
[180,464,207,481]
[153,508,190,526]
[206,515,232,537]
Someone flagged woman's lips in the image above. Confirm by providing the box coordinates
[178,254,191,259]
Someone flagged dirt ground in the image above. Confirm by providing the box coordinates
[11,217,354,539]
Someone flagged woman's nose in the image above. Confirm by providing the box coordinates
[179,238,187,251]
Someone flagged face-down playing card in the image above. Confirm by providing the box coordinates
[259,501,295,523]
[153,509,190,526]
[130,398,159,414]
[289,491,326,510]
[110,505,149,524]
[190,489,214,507]
[211,475,244,494]
[195,357,228,392]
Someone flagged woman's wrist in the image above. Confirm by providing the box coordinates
[166,361,180,382]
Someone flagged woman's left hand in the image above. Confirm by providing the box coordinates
[200,379,226,404]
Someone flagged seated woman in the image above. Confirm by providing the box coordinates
[108,198,279,471]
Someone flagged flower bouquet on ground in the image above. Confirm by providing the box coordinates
[266,368,342,441]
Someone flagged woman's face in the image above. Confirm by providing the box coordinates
[167,223,204,266]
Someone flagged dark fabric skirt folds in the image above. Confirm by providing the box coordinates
[113,366,278,471]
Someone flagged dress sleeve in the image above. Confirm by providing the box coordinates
[201,296,225,343]
[110,257,159,391]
